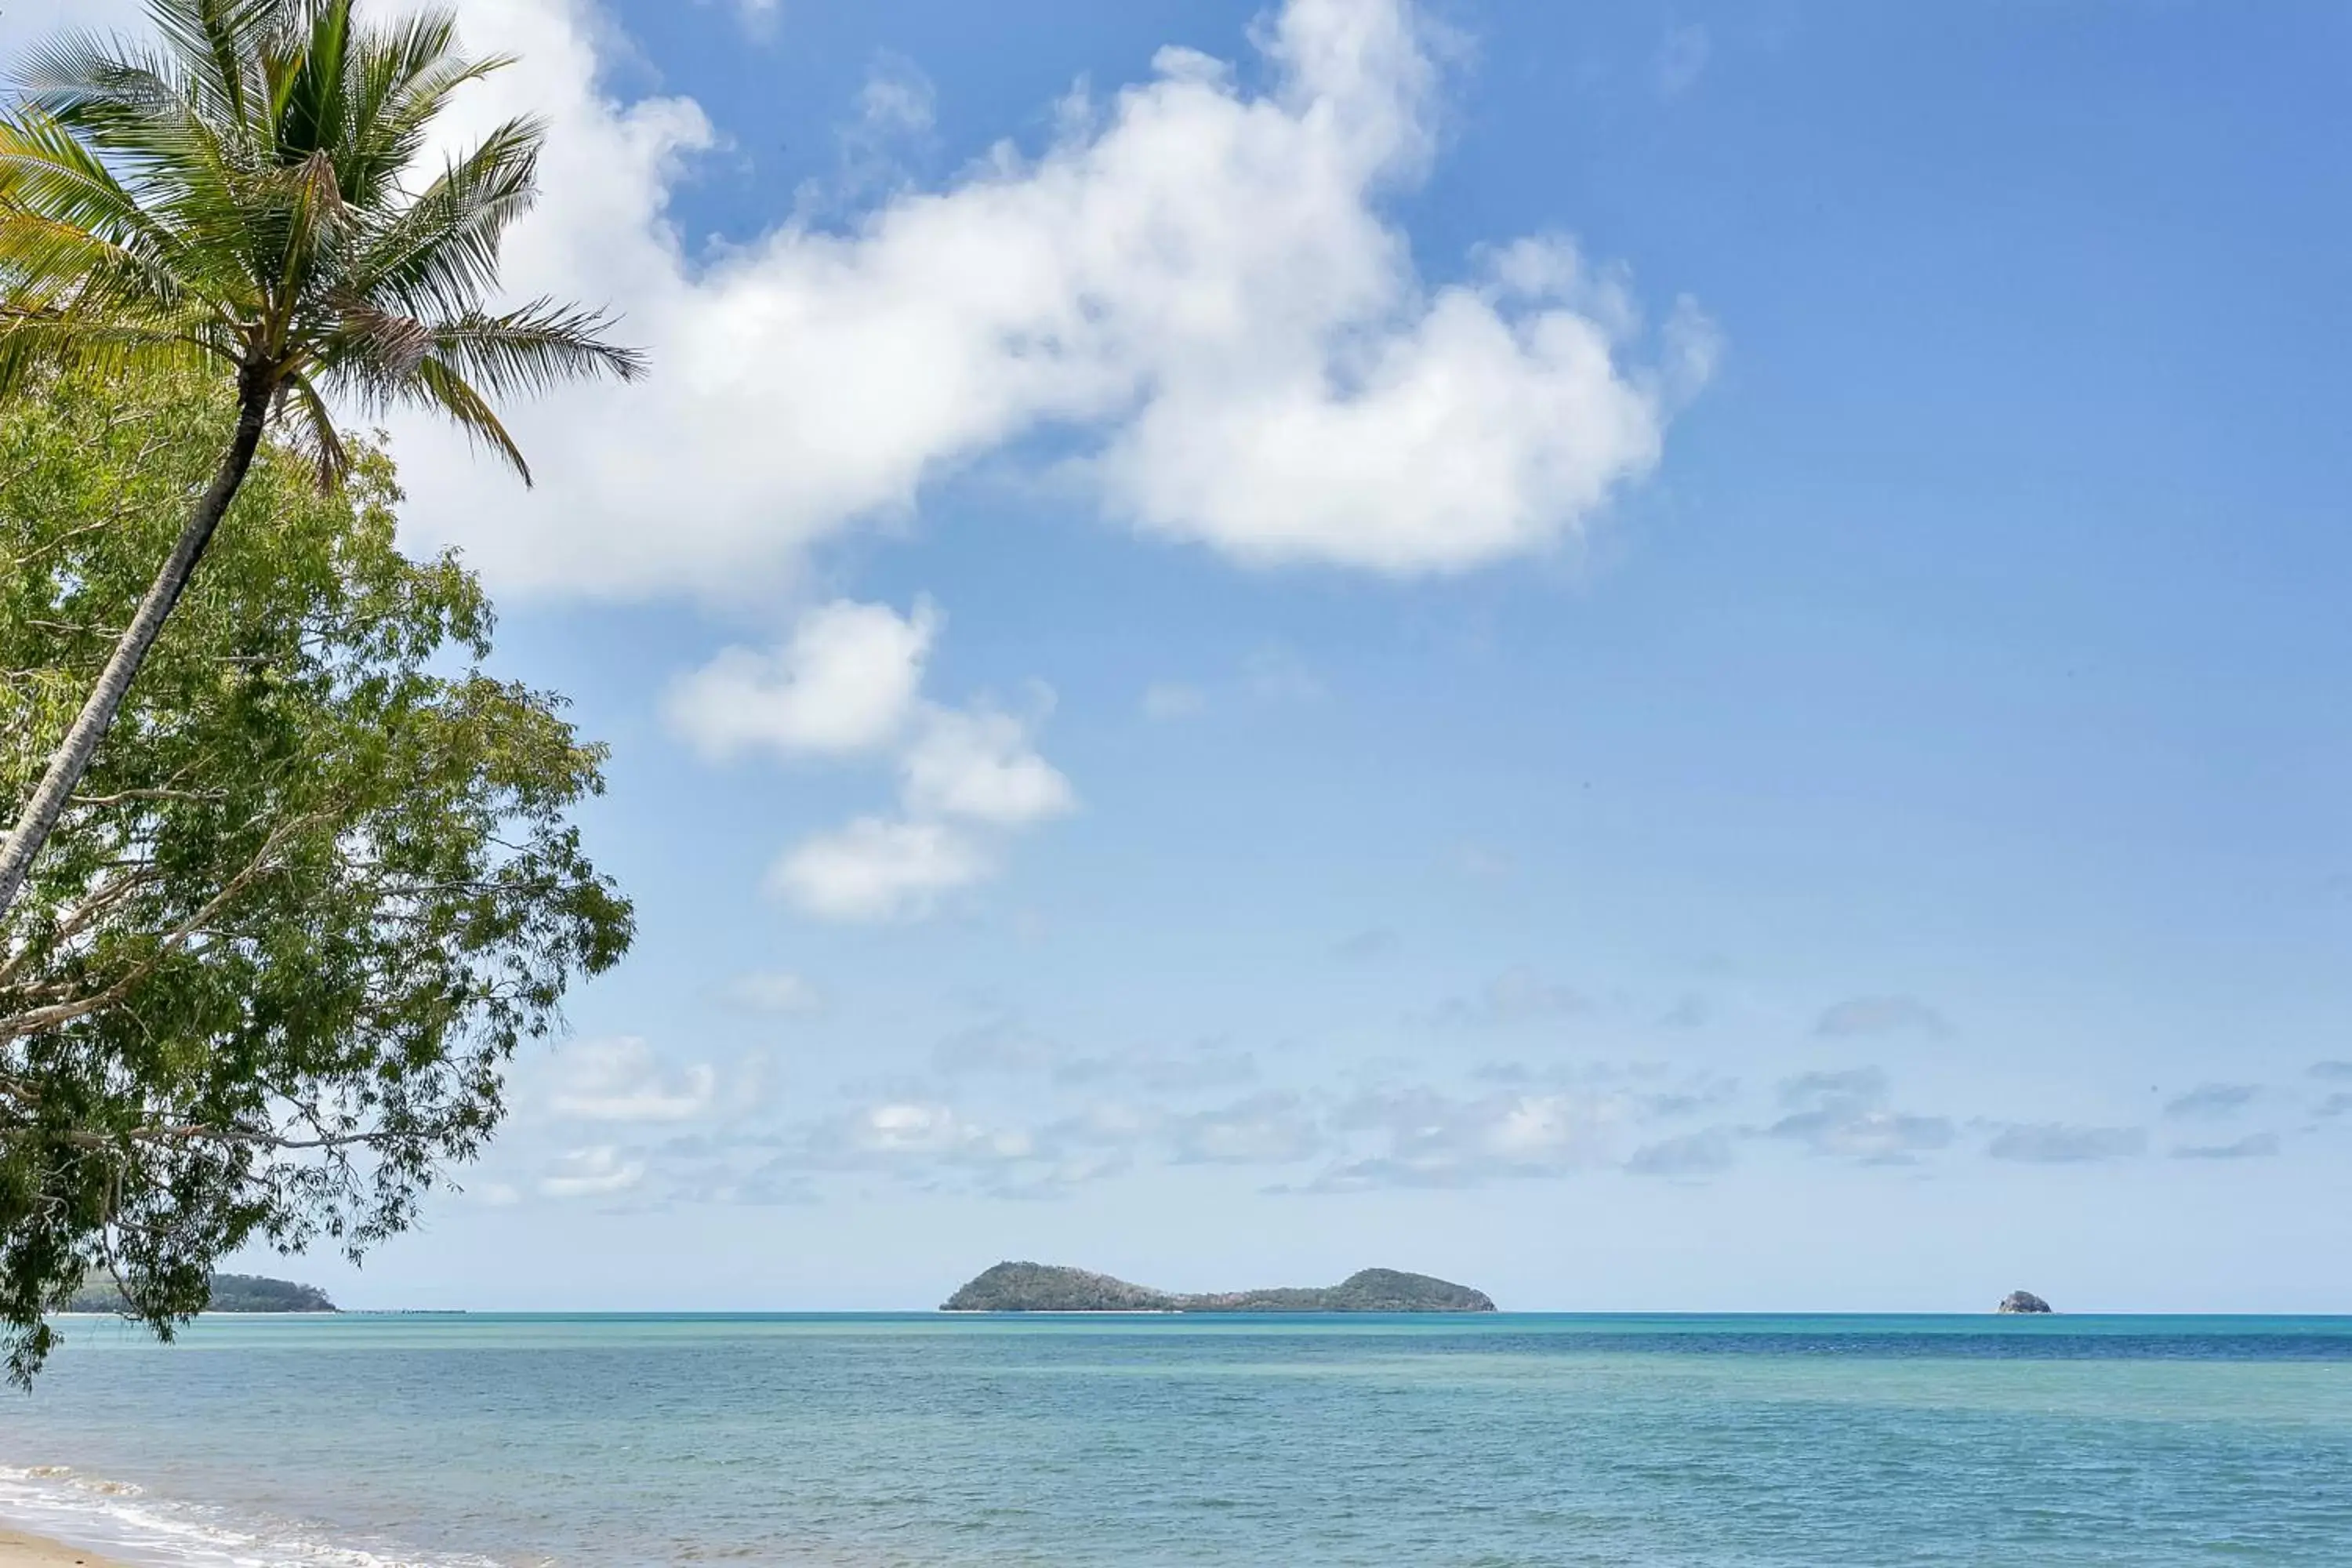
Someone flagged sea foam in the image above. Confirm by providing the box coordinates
[0,1465,504,1568]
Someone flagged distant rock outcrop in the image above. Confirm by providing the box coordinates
[1996,1290,2053,1315]
[942,1262,1496,1313]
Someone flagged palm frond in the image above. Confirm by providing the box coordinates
[410,300,646,401]
[403,353,528,481]
[265,147,349,313]
[274,364,351,487]
[270,0,350,162]
[0,112,184,263]
[307,293,433,389]
[336,12,506,209]
[138,0,284,135]
[0,212,182,323]
[18,34,195,126]
[0,310,223,399]
[345,116,541,320]
[1,0,642,493]
[16,69,276,310]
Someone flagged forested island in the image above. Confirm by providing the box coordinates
[67,1272,336,1314]
[942,1262,1496,1312]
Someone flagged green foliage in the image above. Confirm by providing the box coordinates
[0,0,643,485]
[0,369,631,1383]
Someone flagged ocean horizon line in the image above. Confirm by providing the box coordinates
[49,1305,2352,1320]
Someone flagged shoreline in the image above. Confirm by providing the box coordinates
[0,1527,124,1568]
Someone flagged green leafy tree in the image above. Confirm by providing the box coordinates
[0,369,632,1384]
[0,0,644,920]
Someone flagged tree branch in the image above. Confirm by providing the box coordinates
[0,811,321,1038]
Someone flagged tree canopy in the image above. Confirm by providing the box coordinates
[0,368,631,1382]
[0,0,643,927]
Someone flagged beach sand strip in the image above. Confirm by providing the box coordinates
[0,1528,126,1567]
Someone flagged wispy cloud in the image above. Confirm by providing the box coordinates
[1305,1083,1630,1189]
[759,1086,1327,1201]
[1429,967,1592,1028]
[1653,23,1711,100]
[478,1044,2021,1209]
[1166,1094,1323,1164]
[1657,993,1712,1029]
[1813,996,1948,1040]
[732,0,780,42]
[1984,1123,2147,1164]
[1053,1047,1261,1094]
[1626,1127,1733,1178]
[718,971,824,1016]
[855,55,933,134]
[2172,1132,2281,1161]
[1447,843,1516,880]
[1768,1069,1952,1163]
[1241,646,1327,704]
[927,1018,1258,1094]
[2163,1083,2257,1120]
[1141,681,1208,720]
[690,0,780,42]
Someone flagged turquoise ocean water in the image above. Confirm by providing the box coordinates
[2,1312,2349,1566]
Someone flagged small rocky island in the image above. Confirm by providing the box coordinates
[942,1262,1495,1313]
[1996,1290,2053,1315]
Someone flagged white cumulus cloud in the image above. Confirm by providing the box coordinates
[539,1145,648,1200]
[682,599,1073,920]
[898,702,1076,827]
[386,0,1707,596]
[543,1036,718,1123]
[766,815,993,921]
[664,598,938,760]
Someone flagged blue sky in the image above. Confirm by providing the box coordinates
[21,0,2352,1311]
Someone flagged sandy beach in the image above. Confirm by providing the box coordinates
[0,1529,121,1568]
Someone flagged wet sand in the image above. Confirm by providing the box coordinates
[0,1529,122,1567]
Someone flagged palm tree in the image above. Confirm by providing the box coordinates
[0,0,644,920]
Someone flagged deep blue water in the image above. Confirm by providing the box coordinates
[2,1313,2349,1566]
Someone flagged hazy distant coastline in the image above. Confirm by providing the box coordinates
[63,1272,334,1315]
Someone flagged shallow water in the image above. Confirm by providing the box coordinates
[2,1312,2349,1566]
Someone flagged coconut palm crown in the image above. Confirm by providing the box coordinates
[0,0,644,920]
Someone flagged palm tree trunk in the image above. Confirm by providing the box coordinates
[0,386,272,923]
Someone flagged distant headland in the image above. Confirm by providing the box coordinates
[942,1262,1496,1313]
[67,1271,336,1314]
